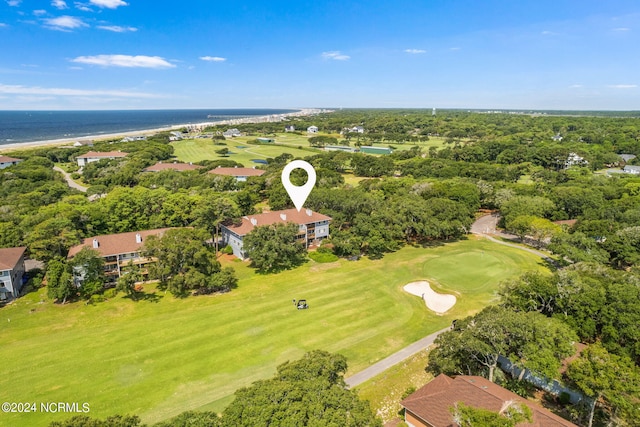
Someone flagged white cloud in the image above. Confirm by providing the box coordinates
[6,0,22,6]
[0,83,161,98]
[74,2,92,11]
[569,84,583,88]
[322,51,350,61]
[612,27,630,32]
[607,84,637,89]
[43,16,88,31]
[449,47,461,51]
[97,25,137,32]
[404,49,426,54]
[200,56,226,62]
[0,23,7,27]
[34,9,47,16]
[71,54,175,68]
[541,30,559,36]
[52,0,68,9]
[89,0,127,9]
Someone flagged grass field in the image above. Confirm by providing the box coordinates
[0,237,548,426]
[171,133,448,165]
[356,349,433,423]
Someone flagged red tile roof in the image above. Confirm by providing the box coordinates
[67,229,171,259]
[77,151,128,159]
[144,162,203,172]
[208,167,265,177]
[401,374,577,427]
[224,208,331,236]
[0,247,26,270]
[0,155,22,163]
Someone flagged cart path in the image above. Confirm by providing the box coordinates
[471,214,556,263]
[53,166,88,192]
[345,327,450,388]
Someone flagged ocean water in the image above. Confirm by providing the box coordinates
[0,109,296,145]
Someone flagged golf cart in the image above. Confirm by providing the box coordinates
[296,299,309,310]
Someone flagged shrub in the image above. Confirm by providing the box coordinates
[222,245,234,255]
[308,250,338,263]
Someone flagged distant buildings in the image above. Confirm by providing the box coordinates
[623,165,640,175]
[220,208,331,259]
[257,137,275,143]
[0,155,23,169]
[401,374,578,427]
[285,125,296,132]
[0,246,27,301]
[223,128,242,138]
[564,152,588,169]
[144,162,203,172]
[619,154,636,163]
[342,126,364,134]
[209,166,265,182]
[307,125,319,134]
[76,151,128,167]
[67,229,170,284]
[324,145,357,153]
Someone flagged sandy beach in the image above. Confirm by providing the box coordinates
[0,108,327,153]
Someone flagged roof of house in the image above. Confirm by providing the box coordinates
[77,151,128,159]
[144,162,203,172]
[624,165,640,171]
[67,228,171,258]
[223,208,332,236]
[208,167,265,177]
[0,155,22,163]
[619,154,636,162]
[0,247,26,270]
[401,374,577,427]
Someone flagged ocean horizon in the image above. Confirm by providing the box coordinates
[0,109,297,146]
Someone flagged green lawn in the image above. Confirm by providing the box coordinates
[171,134,448,165]
[0,237,547,426]
[172,136,322,165]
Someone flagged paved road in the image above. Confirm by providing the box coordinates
[53,166,88,192]
[345,327,450,388]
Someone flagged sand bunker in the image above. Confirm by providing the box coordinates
[404,281,456,314]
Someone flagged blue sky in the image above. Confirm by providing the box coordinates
[1,0,639,110]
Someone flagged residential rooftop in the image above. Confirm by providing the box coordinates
[401,374,577,427]
[67,229,171,259]
[0,155,22,163]
[0,247,27,271]
[76,151,128,159]
[224,208,331,236]
[208,166,265,177]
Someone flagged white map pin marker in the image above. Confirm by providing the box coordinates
[281,160,316,212]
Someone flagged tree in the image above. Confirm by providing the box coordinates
[223,350,381,426]
[566,343,640,427]
[451,402,532,427]
[46,259,76,303]
[49,414,142,427]
[116,264,143,300]
[143,228,237,296]
[427,307,576,383]
[242,222,307,273]
[215,147,230,157]
[152,411,223,427]
[68,247,105,299]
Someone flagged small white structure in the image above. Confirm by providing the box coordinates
[223,128,242,137]
[76,151,128,167]
[564,152,588,169]
[307,125,319,134]
[0,155,22,169]
[285,125,296,132]
[623,165,640,175]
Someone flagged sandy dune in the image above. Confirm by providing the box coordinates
[403,281,456,314]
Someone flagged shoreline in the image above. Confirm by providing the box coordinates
[0,108,327,153]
